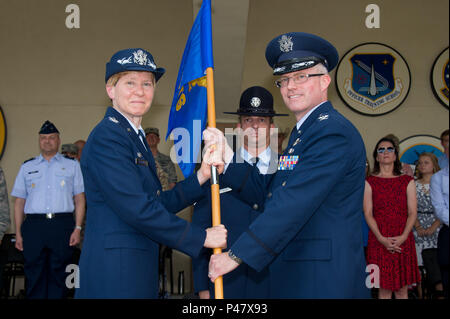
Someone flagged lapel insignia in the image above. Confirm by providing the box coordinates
[318,114,329,121]
[108,116,119,123]
[137,152,142,158]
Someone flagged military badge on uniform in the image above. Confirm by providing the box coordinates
[318,114,329,121]
[278,155,299,171]
[117,56,132,65]
[108,116,119,123]
[250,97,261,108]
[278,35,293,53]
[133,49,157,69]
[135,158,148,166]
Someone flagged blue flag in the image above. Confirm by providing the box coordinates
[167,0,214,178]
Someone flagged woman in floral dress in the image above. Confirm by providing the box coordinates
[413,153,443,297]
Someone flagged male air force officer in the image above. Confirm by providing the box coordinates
[206,32,370,298]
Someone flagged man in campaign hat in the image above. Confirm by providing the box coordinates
[193,86,285,298]
[206,32,369,298]
[75,48,227,299]
[11,120,85,298]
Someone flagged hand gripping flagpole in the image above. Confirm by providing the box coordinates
[206,66,224,299]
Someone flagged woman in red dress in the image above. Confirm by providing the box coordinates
[364,137,421,299]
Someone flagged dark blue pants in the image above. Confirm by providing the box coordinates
[437,225,449,299]
[21,214,74,299]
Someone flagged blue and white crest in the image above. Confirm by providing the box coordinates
[350,54,396,102]
[336,43,411,116]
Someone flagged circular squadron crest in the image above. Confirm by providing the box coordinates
[335,43,411,116]
[399,135,444,169]
[430,47,449,109]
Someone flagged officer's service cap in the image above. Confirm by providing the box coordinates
[144,127,159,137]
[39,120,59,134]
[265,32,339,75]
[105,48,165,83]
[224,86,288,117]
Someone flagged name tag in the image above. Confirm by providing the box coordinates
[277,155,299,171]
[135,158,148,166]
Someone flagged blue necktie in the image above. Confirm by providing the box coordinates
[250,157,260,166]
[286,126,298,149]
[138,130,148,151]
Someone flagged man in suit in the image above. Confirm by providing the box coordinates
[75,48,227,299]
[193,86,286,298]
[206,33,370,298]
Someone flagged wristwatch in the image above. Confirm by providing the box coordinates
[228,250,243,265]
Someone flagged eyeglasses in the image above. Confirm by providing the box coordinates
[377,147,395,154]
[275,73,324,88]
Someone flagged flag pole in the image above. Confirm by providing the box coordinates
[206,66,224,299]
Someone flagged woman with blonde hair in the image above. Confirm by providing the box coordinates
[413,152,443,298]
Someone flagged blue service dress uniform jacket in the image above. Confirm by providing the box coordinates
[221,102,370,298]
[75,107,206,299]
[192,149,278,298]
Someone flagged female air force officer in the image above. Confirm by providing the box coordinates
[75,48,226,298]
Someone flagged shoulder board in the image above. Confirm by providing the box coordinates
[23,157,35,164]
[63,155,76,161]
